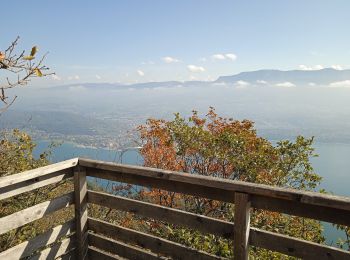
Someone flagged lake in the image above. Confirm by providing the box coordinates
[34,140,350,246]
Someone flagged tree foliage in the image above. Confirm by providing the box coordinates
[134,107,326,258]
[0,39,70,253]
[0,129,73,252]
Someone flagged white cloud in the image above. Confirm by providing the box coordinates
[225,53,237,61]
[162,56,180,63]
[68,75,80,80]
[331,64,343,70]
[275,82,296,88]
[328,80,350,88]
[187,65,205,72]
[235,80,250,88]
[308,82,316,86]
[95,75,101,80]
[211,53,237,61]
[298,64,324,71]
[211,54,226,60]
[137,70,145,76]
[299,65,312,70]
[51,74,61,81]
[314,64,324,70]
[256,80,267,84]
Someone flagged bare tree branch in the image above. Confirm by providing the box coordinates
[0,37,53,114]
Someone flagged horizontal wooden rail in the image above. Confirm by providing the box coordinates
[89,232,168,260]
[81,158,350,211]
[88,217,224,260]
[0,219,75,259]
[0,158,78,189]
[0,168,73,201]
[57,249,76,260]
[1,158,350,259]
[88,190,233,238]
[0,192,74,235]
[88,190,350,259]
[250,228,350,260]
[29,236,75,260]
[88,247,123,260]
[84,159,350,226]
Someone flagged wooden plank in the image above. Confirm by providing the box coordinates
[28,237,75,260]
[0,192,74,235]
[88,247,126,260]
[251,195,350,226]
[80,158,350,212]
[250,228,350,260]
[0,168,72,200]
[57,249,76,260]
[88,194,350,259]
[87,167,230,203]
[233,193,251,260]
[89,232,168,260]
[0,219,75,259]
[87,169,350,226]
[84,162,350,226]
[0,158,78,188]
[88,191,234,239]
[88,217,225,260]
[74,166,88,260]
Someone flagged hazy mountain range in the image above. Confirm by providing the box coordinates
[2,68,350,147]
[216,68,350,85]
[52,68,350,90]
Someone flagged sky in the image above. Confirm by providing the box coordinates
[1,1,350,85]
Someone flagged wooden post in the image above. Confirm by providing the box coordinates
[74,166,88,260]
[234,192,251,260]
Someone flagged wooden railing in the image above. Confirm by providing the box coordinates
[0,158,349,259]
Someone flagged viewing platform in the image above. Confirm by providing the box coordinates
[0,158,349,259]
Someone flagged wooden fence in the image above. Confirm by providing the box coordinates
[0,158,349,259]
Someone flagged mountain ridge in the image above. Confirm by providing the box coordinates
[53,68,350,90]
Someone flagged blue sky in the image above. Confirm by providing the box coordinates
[1,1,350,85]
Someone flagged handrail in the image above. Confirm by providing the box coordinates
[81,158,350,259]
[79,158,350,211]
[0,158,349,260]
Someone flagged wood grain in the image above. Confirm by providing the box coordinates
[0,192,74,235]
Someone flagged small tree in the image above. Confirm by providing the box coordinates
[0,37,52,114]
[134,108,325,258]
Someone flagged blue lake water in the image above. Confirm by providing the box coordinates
[34,140,350,246]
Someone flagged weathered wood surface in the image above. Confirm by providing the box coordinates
[233,193,251,260]
[89,232,168,260]
[88,247,126,260]
[80,158,350,211]
[1,158,350,259]
[84,159,350,226]
[0,158,78,188]
[0,192,74,235]
[251,195,350,226]
[250,228,350,260]
[88,217,225,260]
[28,237,75,260]
[88,191,234,238]
[0,219,75,259]
[87,191,350,259]
[74,166,88,260]
[57,249,76,260]
[0,168,72,201]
